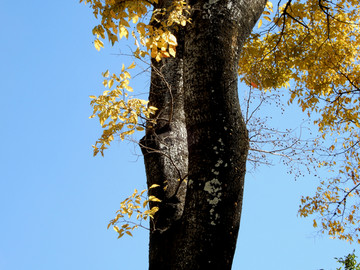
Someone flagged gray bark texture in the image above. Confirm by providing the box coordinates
[141,0,266,269]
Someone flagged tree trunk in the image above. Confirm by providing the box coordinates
[142,0,266,269]
[140,2,189,267]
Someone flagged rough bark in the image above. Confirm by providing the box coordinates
[175,0,266,268]
[142,0,266,269]
[140,1,189,267]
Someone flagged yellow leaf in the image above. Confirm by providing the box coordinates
[149,206,159,216]
[120,18,130,28]
[148,195,161,202]
[161,51,170,58]
[136,23,146,37]
[168,34,177,46]
[140,100,149,105]
[313,220,317,228]
[258,19,262,28]
[149,184,160,189]
[94,39,104,51]
[119,26,128,39]
[103,70,110,78]
[169,47,176,57]
[128,62,136,69]
[123,71,131,79]
[148,106,158,111]
[132,15,139,24]
[142,200,149,208]
[125,86,133,92]
[264,16,272,22]
[108,79,114,88]
[126,231,133,237]
[266,1,273,9]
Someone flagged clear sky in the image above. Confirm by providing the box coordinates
[0,1,357,269]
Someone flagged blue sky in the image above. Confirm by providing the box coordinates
[0,1,357,269]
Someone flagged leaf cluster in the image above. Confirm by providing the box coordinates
[336,250,360,270]
[241,0,360,243]
[89,63,157,156]
[108,184,161,238]
[81,0,190,61]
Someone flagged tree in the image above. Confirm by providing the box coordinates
[82,0,360,269]
[336,250,360,270]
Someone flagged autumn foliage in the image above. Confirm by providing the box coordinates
[82,0,360,244]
